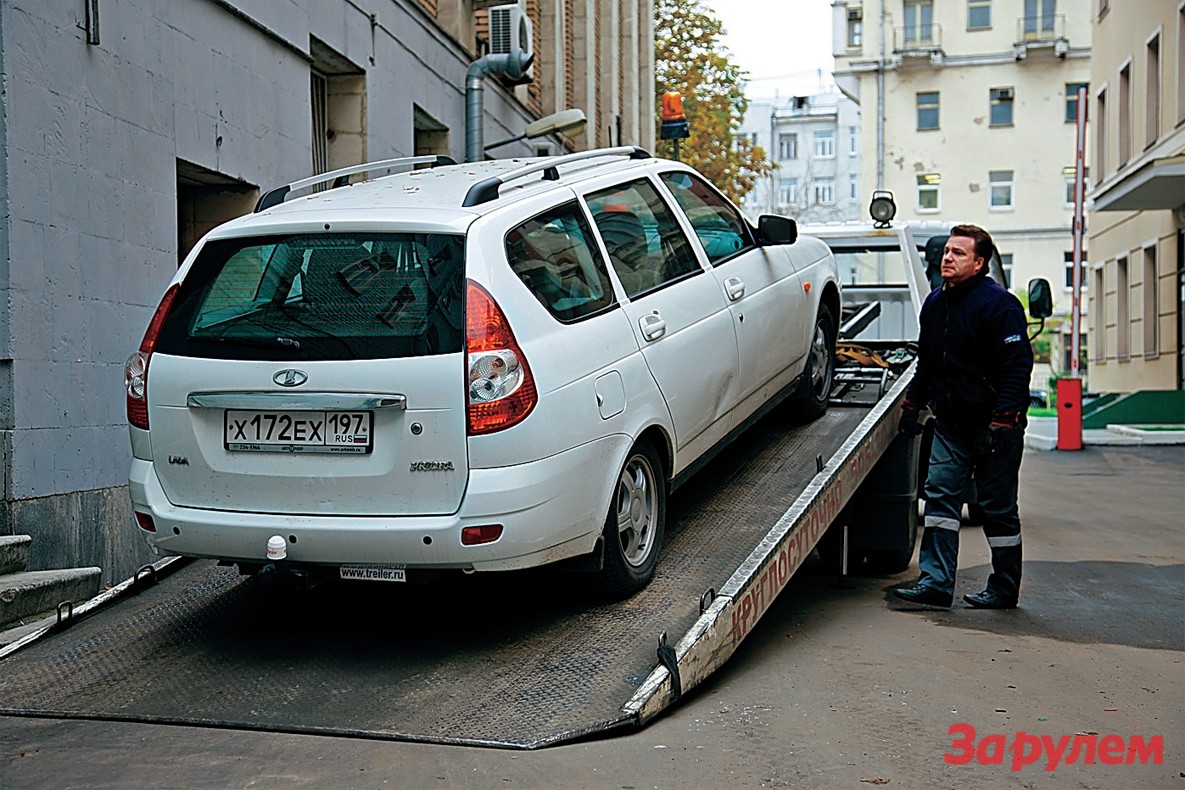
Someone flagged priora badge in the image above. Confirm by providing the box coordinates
[273,369,308,387]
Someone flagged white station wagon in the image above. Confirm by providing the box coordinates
[126,147,840,596]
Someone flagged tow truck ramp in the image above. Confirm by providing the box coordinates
[0,371,910,749]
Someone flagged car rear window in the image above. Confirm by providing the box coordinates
[155,233,465,360]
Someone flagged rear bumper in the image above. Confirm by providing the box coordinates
[129,434,629,572]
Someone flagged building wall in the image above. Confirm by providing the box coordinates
[1085,0,1184,393]
[833,0,1092,319]
[0,0,654,582]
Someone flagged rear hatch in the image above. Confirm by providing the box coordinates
[147,231,468,516]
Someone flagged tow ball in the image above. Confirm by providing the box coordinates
[255,535,316,592]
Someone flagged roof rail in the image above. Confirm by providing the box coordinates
[254,155,457,213]
[461,146,652,208]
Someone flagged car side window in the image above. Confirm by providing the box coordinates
[659,171,752,265]
[505,201,616,322]
[586,178,701,299]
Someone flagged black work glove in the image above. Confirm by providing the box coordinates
[987,411,1024,454]
[897,399,925,437]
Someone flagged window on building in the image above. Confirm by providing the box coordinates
[989,170,1014,208]
[1145,33,1161,146]
[1000,253,1013,287]
[1063,165,1089,206]
[847,7,863,47]
[814,130,835,158]
[814,178,835,205]
[1178,5,1185,125]
[917,91,940,130]
[904,0,935,45]
[310,39,367,175]
[413,105,449,157]
[968,0,992,29]
[736,132,758,150]
[1118,62,1132,165]
[1065,82,1088,122]
[1023,0,1055,37]
[1064,250,1087,289]
[779,178,798,205]
[990,87,1014,126]
[917,173,941,211]
[1093,266,1106,361]
[1116,256,1130,359]
[849,126,858,155]
[849,174,859,200]
[1143,245,1158,356]
[1096,88,1108,174]
[778,132,798,160]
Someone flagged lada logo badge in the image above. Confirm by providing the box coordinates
[273,369,309,387]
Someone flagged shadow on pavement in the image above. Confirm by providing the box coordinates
[884,560,1185,652]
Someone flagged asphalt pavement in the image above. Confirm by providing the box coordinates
[1,444,1182,789]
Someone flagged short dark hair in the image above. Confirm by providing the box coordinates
[949,224,994,263]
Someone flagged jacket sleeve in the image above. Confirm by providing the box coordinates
[905,292,934,405]
[989,294,1034,416]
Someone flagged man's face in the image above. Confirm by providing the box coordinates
[941,235,984,287]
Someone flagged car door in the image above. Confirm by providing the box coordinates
[659,170,806,416]
[584,175,739,466]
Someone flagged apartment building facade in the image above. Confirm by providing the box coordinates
[0,0,655,581]
[1086,0,1184,392]
[738,92,864,223]
[831,0,1092,350]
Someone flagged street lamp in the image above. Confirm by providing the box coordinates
[483,108,588,153]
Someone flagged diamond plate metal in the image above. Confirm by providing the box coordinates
[0,406,870,748]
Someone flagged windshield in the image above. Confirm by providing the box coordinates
[155,232,466,360]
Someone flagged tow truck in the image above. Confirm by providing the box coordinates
[0,211,1046,749]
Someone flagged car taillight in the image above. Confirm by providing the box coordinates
[125,284,179,430]
[466,280,537,435]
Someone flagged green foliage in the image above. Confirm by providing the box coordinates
[653,0,774,202]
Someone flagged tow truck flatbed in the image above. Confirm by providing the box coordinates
[0,371,909,749]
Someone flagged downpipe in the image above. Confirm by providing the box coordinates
[465,49,534,163]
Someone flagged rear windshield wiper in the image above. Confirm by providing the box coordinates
[190,335,302,351]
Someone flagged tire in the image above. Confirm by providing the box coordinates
[594,441,666,598]
[790,304,836,421]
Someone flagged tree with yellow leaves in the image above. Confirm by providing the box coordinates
[654,0,773,203]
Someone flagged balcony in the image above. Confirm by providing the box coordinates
[1013,14,1069,60]
[892,24,944,65]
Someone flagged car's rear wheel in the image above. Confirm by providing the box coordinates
[595,440,665,598]
[790,304,836,421]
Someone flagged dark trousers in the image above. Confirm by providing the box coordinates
[917,420,1024,601]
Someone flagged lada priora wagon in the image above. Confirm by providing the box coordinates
[125,147,841,596]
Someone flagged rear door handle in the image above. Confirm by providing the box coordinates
[723,276,745,301]
[639,312,667,341]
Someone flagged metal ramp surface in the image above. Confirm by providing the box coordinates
[0,405,874,749]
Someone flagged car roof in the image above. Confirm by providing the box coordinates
[241,147,672,224]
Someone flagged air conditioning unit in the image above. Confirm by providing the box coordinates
[847,7,863,21]
[489,3,534,82]
[997,88,1014,100]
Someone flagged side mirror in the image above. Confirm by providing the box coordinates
[1028,278,1053,319]
[757,215,797,245]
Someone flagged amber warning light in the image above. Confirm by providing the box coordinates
[660,91,690,140]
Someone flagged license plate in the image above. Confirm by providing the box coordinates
[224,410,373,454]
[339,566,406,583]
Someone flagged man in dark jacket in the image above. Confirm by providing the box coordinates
[894,224,1033,609]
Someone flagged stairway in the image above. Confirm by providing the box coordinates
[0,535,102,631]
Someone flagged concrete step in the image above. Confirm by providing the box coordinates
[0,567,103,629]
[0,535,33,575]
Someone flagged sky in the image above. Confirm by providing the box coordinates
[701,0,836,98]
